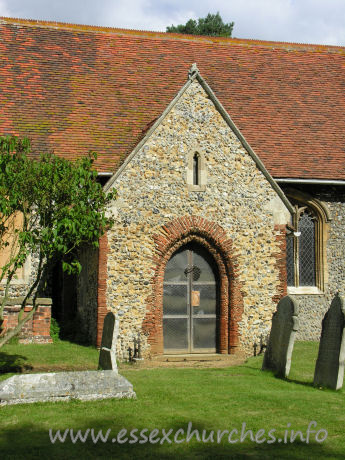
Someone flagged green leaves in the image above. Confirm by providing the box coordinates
[0,135,116,345]
[0,136,115,278]
[0,135,31,154]
[166,12,234,37]
[62,260,82,275]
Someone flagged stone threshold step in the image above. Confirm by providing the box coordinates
[154,354,234,362]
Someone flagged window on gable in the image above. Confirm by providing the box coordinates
[286,192,330,294]
[187,148,207,192]
[193,153,199,186]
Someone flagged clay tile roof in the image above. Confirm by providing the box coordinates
[1,16,345,180]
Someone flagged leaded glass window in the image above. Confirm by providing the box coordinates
[285,190,330,293]
[298,211,316,286]
[287,205,317,287]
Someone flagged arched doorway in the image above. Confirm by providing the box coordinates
[163,242,219,353]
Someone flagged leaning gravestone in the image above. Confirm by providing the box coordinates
[314,294,345,390]
[98,312,119,371]
[262,296,299,378]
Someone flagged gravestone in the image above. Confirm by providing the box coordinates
[314,294,345,390]
[262,296,299,377]
[0,370,136,405]
[0,312,138,405]
[0,311,137,405]
[98,312,119,371]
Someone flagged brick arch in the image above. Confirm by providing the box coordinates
[143,216,244,355]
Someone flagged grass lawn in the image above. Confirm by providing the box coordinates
[0,341,344,459]
[0,340,99,375]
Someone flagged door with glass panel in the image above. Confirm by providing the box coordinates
[163,243,218,353]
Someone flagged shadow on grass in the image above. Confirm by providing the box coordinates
[258,367,316,390]
[0,418,342,460]
[285,378,315,389]
[0,352,32,374]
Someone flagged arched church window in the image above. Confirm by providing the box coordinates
[193,153,199,186]
[286,191,330,294]
[286,206,316,287]
[186,148,207,191]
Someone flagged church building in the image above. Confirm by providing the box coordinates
[0,17,344,358]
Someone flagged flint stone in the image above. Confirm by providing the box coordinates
[314,294,345,390]
[262,296,299,377]
[0,370,136,405]
[98,312,119,371]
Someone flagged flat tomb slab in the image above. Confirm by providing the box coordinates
[0,370,136,405]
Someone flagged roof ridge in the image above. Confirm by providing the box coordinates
[1,16,344,53]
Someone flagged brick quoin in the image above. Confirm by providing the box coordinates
[97,232,109,347]
[272,224,288,305]
[143,216,244,356]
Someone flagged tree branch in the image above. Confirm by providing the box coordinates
[0,253,44,348]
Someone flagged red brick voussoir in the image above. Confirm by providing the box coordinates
[143,216,244,356]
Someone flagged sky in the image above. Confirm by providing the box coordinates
[0,0,344,46]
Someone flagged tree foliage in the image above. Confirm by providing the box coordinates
[166,12,234,37]
[0,136,115,347]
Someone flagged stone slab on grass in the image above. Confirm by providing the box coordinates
[0,370,136,405]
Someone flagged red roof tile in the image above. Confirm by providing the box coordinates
[0,17,345,180]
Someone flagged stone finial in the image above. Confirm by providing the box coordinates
[188,63,199,79]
